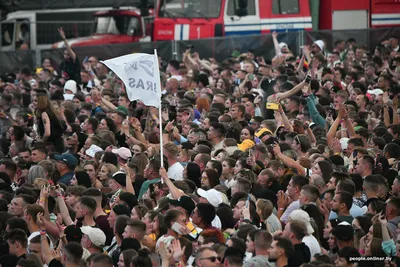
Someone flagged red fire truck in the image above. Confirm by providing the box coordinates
[152,0,400,41]
[6,0,395,50]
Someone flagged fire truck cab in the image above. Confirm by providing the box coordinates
[152,0,400,41]
[153,0,312,41]
[52,7,154,48]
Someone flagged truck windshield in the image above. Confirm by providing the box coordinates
[159,0,222,18]
[94,16,141,35]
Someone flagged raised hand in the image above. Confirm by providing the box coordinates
[52,249,62,261]
[158,242,172,261]
[272,31,278,39]
[159,167,168,181]
[171,239,186,261]
[58,27,66,40]
[36,212,46,230]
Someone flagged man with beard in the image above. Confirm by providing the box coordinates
[267,236,294,267]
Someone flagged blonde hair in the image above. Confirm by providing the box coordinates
[256,199,274,221]
[33,178,49,189]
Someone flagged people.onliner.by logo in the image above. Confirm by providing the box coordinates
[349,256,392,262]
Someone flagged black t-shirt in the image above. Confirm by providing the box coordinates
[60,57,81,83]
[288,242,311,267]
[49,258,63,267]
[115,131,128,148]
[96,214,113,246]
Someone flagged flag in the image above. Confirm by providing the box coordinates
[101,53,161,108]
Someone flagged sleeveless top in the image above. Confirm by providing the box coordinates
[37,110,65,142]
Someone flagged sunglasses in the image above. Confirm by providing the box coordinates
[200,256,221,263]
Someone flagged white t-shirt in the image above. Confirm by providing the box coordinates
[303,234,321,257]
[168,162,184,180]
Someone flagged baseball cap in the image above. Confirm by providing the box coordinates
[112,147,132,160]
[86,144,104,158]
[54,153,78,169]
[197,188,223,208]
[116,106,128,116]
[340,137,349,151]
[112,171,127,187]
[168,195,196,215]
[367,89,384,96]
[279,42,288,49]
[288,210,314,234]
[332,222,354,241]
[80,226,106,247]
[64,225,82,243]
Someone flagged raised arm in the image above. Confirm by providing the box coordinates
[38,213,55,265]
[273,143,306,176]
[271,80,306,102]
[58,27,76,62]
[54,188,73,226]
[276,106,293,132]
[160,167,184,199]
[272,31,281,57]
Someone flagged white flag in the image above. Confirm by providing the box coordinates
[101,53,161,108]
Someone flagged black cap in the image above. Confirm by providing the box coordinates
[64,224,83,243]
[168,196,196,215]
[112,172,127,187]
[332,224,354,241]
[112,204,131,217]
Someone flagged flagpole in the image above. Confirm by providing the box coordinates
[154,49,164,172]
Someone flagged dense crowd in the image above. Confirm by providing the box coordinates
[0,27,400,267]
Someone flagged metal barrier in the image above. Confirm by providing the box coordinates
[0,27,399,75]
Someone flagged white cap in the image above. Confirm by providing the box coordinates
[86,144,104,158]
[80,226,106,247]
[112,147,132,160]
[279,42,288,49]
[197,188,222,207]
[288,210,314,234]
[340,137,350,151]
[64,80,77,94]
[367,89,384,96]
[314,40,324,51]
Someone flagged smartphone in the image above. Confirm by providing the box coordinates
[248,149,253,158]
[382,203,387,215]
[246,195,251,208]
[83,56,88,63]
[266,102,280,110]
[305,74,312,84]
[171,222,183,234]
[249,74,254,81]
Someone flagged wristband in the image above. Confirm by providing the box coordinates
[40,230,46,235]
[163,130,170,134]
[279,208,284,211]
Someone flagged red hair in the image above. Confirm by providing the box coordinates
[200,229,226,244]
[196,97,210,113]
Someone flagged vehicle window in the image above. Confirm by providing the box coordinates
[159,0,222,18]
[272,0,299,14]
[15,19,30,49]
[1,22,14,47]
[95,16,138,35]
[227,0,256,16]
[127,18,141,35]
